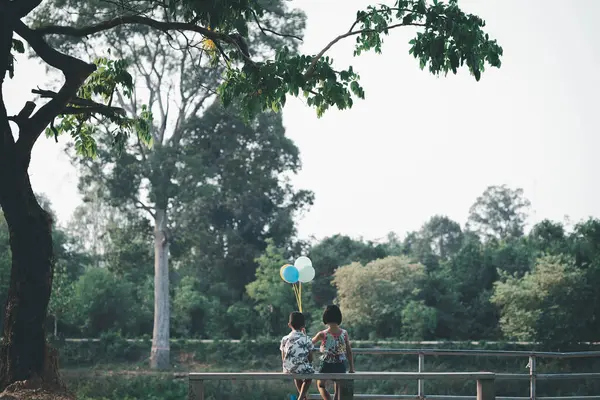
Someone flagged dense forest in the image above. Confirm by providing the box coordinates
[2,182,598,348]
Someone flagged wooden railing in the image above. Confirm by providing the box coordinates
[347,348,600,400]
[188,372,496,400]
[187,348,600,400]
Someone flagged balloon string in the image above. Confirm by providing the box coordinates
[299,283,302,312]
[292,284,299,311]
[293,283,302,312]
[297,283,302,312]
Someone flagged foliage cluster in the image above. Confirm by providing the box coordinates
[2,185,599,349]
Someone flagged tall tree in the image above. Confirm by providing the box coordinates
[308,235,388,306]
[333,256,431,339]
[0,0,502,390]
[491,255,589,345]
[37,0,306,369]
[404,215,463,270]
[65,183,115,266]
[169,103,313,298]
[467,185,531,241]
[433,232,499,339]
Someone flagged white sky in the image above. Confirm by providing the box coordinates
[4,0,600,242]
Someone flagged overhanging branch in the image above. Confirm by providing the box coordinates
[34,15,255,64]
[32,88,126,117]
[303,18,425,79]
[13,20,96,153]
[248,8,303,41]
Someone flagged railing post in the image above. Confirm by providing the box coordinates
[529,355,536,400]
[477,377,495,400]
[418,353,425,399]
[188,379,204,400]
[339,377,354,400]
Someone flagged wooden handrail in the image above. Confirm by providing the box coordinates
[187,371,496,400]
[188,371,495,381]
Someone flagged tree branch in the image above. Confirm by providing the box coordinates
[134,198,155,218]
[149,39,169,144]
[303,14,425,79]
[249,8,303,41]
[35,15,255,64]
[13,20,96,153]
[32,88,126,117]
[168,91,212,147]
[7,101,37,127]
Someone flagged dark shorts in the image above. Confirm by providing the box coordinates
[319,361,347,374]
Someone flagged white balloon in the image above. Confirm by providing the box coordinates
[298,266,315,283]
[295,256,312,271]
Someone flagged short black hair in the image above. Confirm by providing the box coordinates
[289,311,306,330]
[322,304,342,325]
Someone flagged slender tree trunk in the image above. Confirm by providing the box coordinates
[150,208,170,369]
[0,151,63,391]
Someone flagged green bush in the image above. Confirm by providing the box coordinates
[69,268,141,336]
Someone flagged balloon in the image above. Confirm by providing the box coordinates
[282,265,299,283]
[298,265,315,283]
[295,256,312,272]
[280,264,292,281]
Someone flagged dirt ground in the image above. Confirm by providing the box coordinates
[0,380,75,400]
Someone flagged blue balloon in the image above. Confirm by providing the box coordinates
[282,265,299,283]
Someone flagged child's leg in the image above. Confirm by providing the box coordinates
[299,379,312,400]
[317,380,331,400]
[333,381,340,400]
[294,379,303,393]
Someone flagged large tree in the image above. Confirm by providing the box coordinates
[308,234,389,306]
[35,0,307,369]
[333,256,432,339]
[168,103,313,297]
[0,0,502,391]
[467,185,531,241]
[404,215,464,270]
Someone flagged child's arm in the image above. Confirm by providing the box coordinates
[311,331,323,345]
[344,332,355,373]
[280,338,286,362]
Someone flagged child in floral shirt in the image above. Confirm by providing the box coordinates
[280,312,314,400]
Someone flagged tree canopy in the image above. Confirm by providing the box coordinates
[6,0,504,157]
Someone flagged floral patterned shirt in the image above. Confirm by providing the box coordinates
[280,330,315,374]
[319,329,348,363]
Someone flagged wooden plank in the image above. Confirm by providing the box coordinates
[536,373,600,380]
[188,379,204,400]
[308,396,530,400]
[188,372,496,381]
[477,378,495,400]
[337,379,354,400]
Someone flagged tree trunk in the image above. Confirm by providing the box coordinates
[0,154,63,391]
[150,208,170,369]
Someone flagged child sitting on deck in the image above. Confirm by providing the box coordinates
[312,305,354,400]
[281,312,314,400]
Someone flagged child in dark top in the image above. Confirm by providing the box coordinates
[280,312,314,400]
[311,305,354,400]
